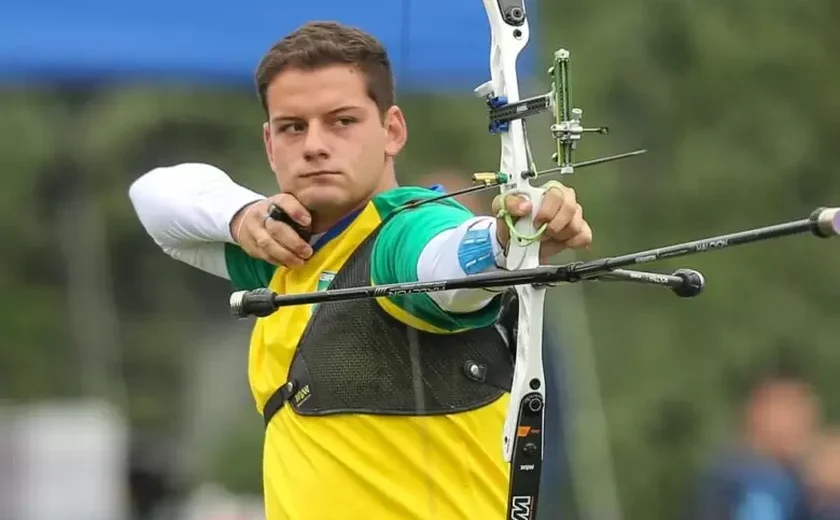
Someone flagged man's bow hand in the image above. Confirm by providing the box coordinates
[493,182,592,262]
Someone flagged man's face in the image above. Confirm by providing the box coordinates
[262,64,406,218]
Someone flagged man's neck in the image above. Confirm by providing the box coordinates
[310,200,370,235]
[309,179,399,234]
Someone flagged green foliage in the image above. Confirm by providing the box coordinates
[538,1,840,518]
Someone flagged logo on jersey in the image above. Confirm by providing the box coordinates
[317,271,336,292]
[312,271,336,312]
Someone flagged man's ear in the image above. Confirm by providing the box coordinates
[263,121,276,170]
[383,105,407,158]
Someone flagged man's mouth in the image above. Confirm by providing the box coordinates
[300,170,341,178]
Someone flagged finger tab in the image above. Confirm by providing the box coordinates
[268,204,312,241]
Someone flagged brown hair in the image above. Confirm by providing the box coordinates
[255,21,395,118]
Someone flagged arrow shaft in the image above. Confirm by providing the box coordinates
[572,215,819,280]
[239,209,829,313]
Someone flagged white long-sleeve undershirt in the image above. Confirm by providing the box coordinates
[128,163,505,314]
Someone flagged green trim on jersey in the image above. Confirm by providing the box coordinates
[224,243,276,291]
[370,187,503,332]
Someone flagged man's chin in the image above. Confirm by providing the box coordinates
[298,186,353,212]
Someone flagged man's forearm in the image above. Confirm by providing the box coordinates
[128,162,265,276]
[129,162,265,245]
[417,216,507,313]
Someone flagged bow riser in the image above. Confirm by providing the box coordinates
[482,1,548,517]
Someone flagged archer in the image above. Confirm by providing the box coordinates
[129,21,590,520]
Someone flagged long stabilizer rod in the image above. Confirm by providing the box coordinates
[230,207,839,318]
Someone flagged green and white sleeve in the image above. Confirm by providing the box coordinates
[370,200,506,332]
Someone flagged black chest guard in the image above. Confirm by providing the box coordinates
[262,222,516,426]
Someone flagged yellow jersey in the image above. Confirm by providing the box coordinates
[224,186,510,520]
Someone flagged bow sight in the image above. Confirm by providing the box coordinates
[472,46,646,186]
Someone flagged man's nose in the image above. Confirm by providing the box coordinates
[303,121,329,160]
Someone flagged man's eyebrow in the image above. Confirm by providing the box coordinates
[270,115,300,125]
[270,105,364,125]
[325,105,364,115]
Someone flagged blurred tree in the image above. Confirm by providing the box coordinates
[538,0,840,518]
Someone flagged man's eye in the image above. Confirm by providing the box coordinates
[336,117,356,126]
[278,123,305,134]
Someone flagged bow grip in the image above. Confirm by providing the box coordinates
[500,183,546,269]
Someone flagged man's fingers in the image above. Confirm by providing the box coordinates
[562,221,593,249]
[269,193,312,228]
[252,229,305,266]
[534,187,566,227]
[493,193,532,218]
[535,185,575,227]
[546,203,584,242]
[265,220,313,259]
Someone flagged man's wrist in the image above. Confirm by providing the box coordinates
[490,219,508,269]
[229,198,267,244]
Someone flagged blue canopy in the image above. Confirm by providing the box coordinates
[0,0,537,91]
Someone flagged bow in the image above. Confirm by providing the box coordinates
[476,2,647,516]
[479,2,553,517]
[229,2,839,518]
